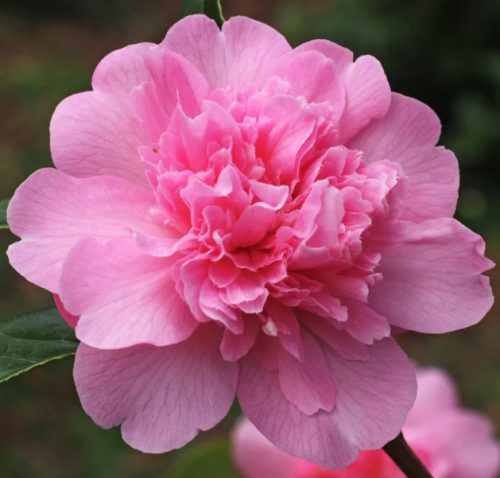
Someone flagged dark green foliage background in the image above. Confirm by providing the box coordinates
[0,1,498,476]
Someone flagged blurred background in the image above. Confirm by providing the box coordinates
[0,0,499,476]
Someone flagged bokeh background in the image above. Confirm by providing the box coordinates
[0,0,499,476]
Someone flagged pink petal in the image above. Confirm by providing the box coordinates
[162,15,291,89]
[369,219,494,333]
[338,55,391,143]
[91,42,154,95]
[231,204,276,248]
[54,294,79,329]
[258,96,317,184]
[294,39,354,75]
[232,418,300,478]
[60,238,198,349]
[162,15,226,89]
[50,91,147,183]
[7,169,160,292]
[238,338,416,468]
[131,46,209,141]
[278,331,336,415]
[222,16,291,89]
[74,325,238,453]
[275,50,345,118]
[342,299,391,345]
[351,93,459,221]
[220,318,260,362]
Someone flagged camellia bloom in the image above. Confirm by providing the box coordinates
[7,15,494,467]
[232,368,500,478]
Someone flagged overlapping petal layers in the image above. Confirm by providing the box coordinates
[7,15,494,467]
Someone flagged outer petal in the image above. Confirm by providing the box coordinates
[232,418,300,478]
[7,169,161,292]
[91,42,155,95]
[162,15,291,89]
[351,93,459,221]
[60,238,198,349]
[74,325,238,453]
[50,90,147,183]
[222,16,291,89]
[238,338,416,468]
[369,219,494,333]
[338,55,391,143]
[162,15,226,89]
[294,39,353,75]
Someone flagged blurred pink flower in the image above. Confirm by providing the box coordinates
[7,15,494,467]
[233,368,500,478]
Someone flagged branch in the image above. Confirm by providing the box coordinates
[383,433,434,478]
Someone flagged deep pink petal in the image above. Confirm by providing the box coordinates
[238,338,416,468]
[369,219,494,333]
[74,325,238,453]
[7,169,160,292]
[54,294,79,329]
[60,238,198,349]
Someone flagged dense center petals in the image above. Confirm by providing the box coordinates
[134,69,402,355]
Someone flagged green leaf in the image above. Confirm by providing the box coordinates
[168,439,240,478]
[0,199,9,230]
[180,0,225,27]
[0,308,79,383]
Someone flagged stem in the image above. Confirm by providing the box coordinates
[383,433,434,478]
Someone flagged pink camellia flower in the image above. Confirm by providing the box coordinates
[7,15,494,467]
[233,368,500,478]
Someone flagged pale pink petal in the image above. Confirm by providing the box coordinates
[131,46,209,140]
[405,368,458,428]
[275,50,345,118]
[74,325,238,453]
[7,169,160,292]
[338,55,391,143]
[351,93,459,220]
[294,39,353,75]
[222,16,291,89]
[50,91,147,183]
[369,219,494,333]
[232,418,300,478]
[91,42,154,95]
[162,15,226,88]
[238,338,416,468]
[278,331,336,415]
[60,238,198,349]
